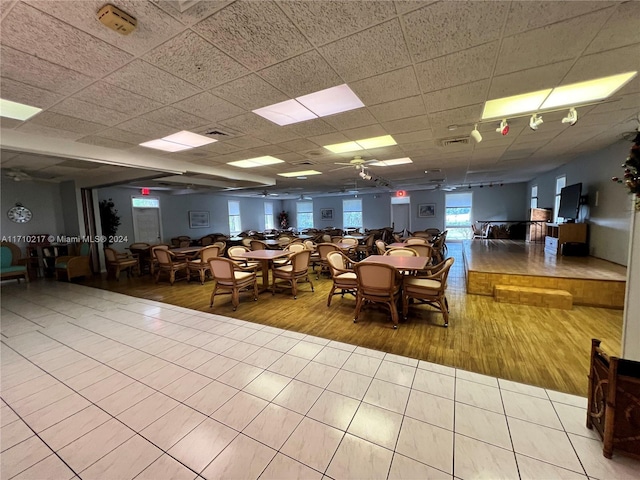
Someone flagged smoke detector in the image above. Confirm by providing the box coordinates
[97,4,137,35]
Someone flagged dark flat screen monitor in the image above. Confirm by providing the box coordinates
[558,183,582,220]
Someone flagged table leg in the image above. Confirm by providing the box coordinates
[259,259,270,292]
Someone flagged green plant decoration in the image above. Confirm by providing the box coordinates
[99,198,121,246]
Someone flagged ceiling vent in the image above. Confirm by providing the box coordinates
[97,4,137,35]
[439,136,470,147]
[205,129,230,137]
[291,159,318,166]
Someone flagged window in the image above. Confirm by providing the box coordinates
[264,202,274,230]
[132,197,159,208]
[343,198,362,230]
[445,192,472,240]
[228,200,241,235]
[296,201,313,230]
[554,176,566,222]
[531,185,538,209]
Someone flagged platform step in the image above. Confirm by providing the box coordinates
[494,285,573,310]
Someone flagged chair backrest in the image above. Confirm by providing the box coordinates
[290,250,311,274]
[322,234,332,243]
[364,234,375,247]
[327,251,351,275]
[208,257,236,282]
[375,240,387,255]
[153,248,173,265]
[104,247,117,263]
[212,241,226,255]
[317,243,339,260]
[228,245,250,260]
[178,240,191,248]
[331,236,343,244]
[241,238,253,247]
[384,247,418,256]
[250,239,267,250]
[199,245,220,262]
[287,243,305,254]
[426,228,441,236]
[408,244,432,258]
[354,262,401,295]
[278,236,291,246]
[432,232,447,250]
[199,235,214,246]
[303,240,316,251]
[130,242,150,249]
[341,238,358,247]
[406,237,428,245]
[0,242,20,267]
[432,258,455,290]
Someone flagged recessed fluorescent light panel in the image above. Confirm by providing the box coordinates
[369,157,413,167]
[140,130,217,152]
[0,99,42,121]
[227,156,284,168]
[324,135,397,154]
[482,90,552,120]
[278,170,322,177]
[253,84,364,126]
[540,71,637,109]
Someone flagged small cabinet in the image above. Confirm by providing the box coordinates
[544,223,587,255]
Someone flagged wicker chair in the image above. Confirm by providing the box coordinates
[271,249,314,299]
[353,262,403,329]
[104,247,139,281]
[187,245,220,284]
[315,243,340,279]
[250,239,268,251]
[326,251,358,307]
[153,248,187,285]
[375,239,387,255]
[208,257,258,311]
[55,242,92,281]
[402,258,455,327]
[0,242,28,283]
[355,234,375,259]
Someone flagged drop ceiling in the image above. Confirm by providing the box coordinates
[1,0,639,197]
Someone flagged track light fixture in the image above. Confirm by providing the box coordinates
[496,119,509,136]
[529,114,543,131]
[562,107,578,126]
[359,169,372,181]
[470,124,482,143]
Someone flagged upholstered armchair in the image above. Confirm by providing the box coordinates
[104,247,139,281]
[353,262,403,329]
[271,249,314,299]
[326,251,357,307]
[208,257,258,311]
[402,257,455,327]
[187,245,220,284]
[55,242,92,281]
[153,248,187,285]
[0,242,28,283]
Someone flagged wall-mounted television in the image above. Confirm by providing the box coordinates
[558,183,582,221]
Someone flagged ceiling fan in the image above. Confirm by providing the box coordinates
[331,155,378,171]
[254,189,279,197]
[3,169,34,182]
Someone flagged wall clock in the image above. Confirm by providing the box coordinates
[7,203,32,223]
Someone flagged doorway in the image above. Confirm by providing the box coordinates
[132,197,162,244]
[391,197,410,234]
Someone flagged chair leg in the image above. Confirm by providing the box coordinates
[327,285,336,306]
[200,269,205,285]
[232,288,239,311]
[210,284,218,307]
[308,276,314,292]
[402,294,409,320]
[253,280,258,301]
[292,279,298,299]
[115,266,121,281]
[390,300,399,329]
[354,294,364,323]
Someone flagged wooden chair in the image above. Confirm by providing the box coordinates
[316,243,340,279]
[153,248,187,285]
[250,239,268,251]
[129,243,151,273]
[208,257,258,311]
[375,239,387,255]
[402,257,455,327]
[212,241,226,256]
[353,262,403,329]
[384,247,418,256]
[431,231,448,264]
[271,249,314,299]
[0,242,28,283]
[187,245,220,284]
[356,234,375,259]
[406,237,429,245]
[587,338,640,460]
[55,242,92,281]
[104,247,139,281]
[326,251,358,307]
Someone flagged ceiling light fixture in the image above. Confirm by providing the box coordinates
[140,130,217,152]
[562,107,578,126]
[359,170,372,181]
[0,98,42,121]
[227,156,284,168]
[324,135,397,153]
[470,124,482,143]
[496,119,509,136]
[277,170,322,177]
[529,114,544,131]
[482,89,552,120]
[369,157,413,167]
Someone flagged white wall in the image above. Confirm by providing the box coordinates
[1,177,65,250]
[528,140,632,265]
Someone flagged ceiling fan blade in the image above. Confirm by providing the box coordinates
[328,165,354,172]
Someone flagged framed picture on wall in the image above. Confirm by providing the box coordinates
[189,211,210,228]
[320,208,334,220]
[418,203,435,218]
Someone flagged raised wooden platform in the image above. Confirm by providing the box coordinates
[494,285,573,310]
[464,240,626,308]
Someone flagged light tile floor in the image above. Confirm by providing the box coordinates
[1,282,639,479]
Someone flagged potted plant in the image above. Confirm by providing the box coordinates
[99,198,121,246]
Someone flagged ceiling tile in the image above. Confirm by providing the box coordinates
[488,61,573,99]
[14,122,86,141]
[144,30,248,89]
[252,128,301,144]
[319,19,411,82]
[342,124,388,140]
[323,109,378,131]
[1,2,132,78]
[308,132,351,147]
[403,1,508,62]
[25,0,186,56]
[224,136,269,149]
[102,60,202,104]
[0,117,23,129]
[26,111,108,135]
[0,46,92,95]
[393,129,434,144]
[220,112,281,135]
[276,139,320,153]
[278,0,396,46]
[72,82,164,116]
[151,0,231,26]
[193,1,312,70]
[563,44,640,86]
[93,128,150,145]
[171,92,244,123]
[585,2,640,54]
[381,115,431,134]
[423,80,489,114]
[50,98,131,126]
[284,118,336,137]
[369,95,426,122]
[116,117,175,139]
[351,66,420,106]
[415,42,498,93]
[76,136,137,150]
[215,74,288,110]
[0,77,64,109]
[395,1,437,15]
[495,9,611,75]
[259,51,342,98]
[428,104,483,138]
[138,106,210,130]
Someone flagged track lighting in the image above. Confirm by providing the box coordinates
[562,107,578,126]
[359,170,371,181]
[529,114,543,131]
[470,124,482,143]
[496,119,509,136]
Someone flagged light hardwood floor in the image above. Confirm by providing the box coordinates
[80,243,623,396]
